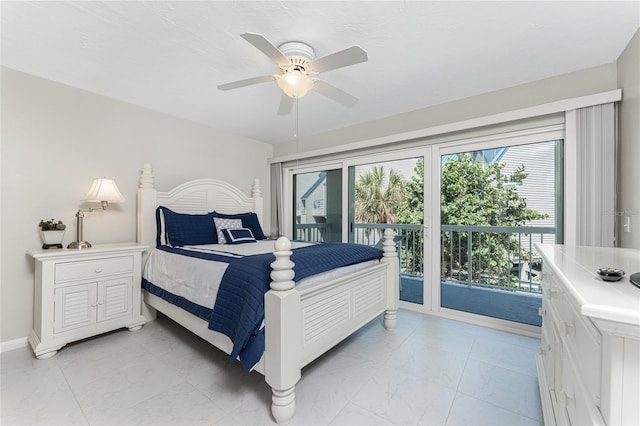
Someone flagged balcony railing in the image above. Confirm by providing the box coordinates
[441,224,557,293]
[351,223,424,278]
[294,222,556,295]
[295,223,328,242]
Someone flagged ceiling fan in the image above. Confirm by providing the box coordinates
[217,33,368,115]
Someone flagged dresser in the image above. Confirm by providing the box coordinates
[535,244,640,426]
[28,243,148,359]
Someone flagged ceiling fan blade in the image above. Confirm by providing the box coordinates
[309,46,368,73]
[240,32,289,66]
[277,94,294,115]
[313,80,358,107]
[217,75,274,91]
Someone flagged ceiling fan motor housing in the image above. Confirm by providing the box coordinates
[278,41,315,73]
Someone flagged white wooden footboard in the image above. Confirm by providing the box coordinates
[264,230,399,425]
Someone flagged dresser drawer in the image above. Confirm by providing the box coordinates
[560,349,605,426]
[548,274,603,406]
[55,256,133,283]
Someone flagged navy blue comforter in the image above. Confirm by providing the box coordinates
[208,242,383,371]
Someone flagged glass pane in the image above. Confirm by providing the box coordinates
[349,157,424,305]
[293,169,342,242]
[440,140,562,325]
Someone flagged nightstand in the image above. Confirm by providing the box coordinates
[27,242,149,359]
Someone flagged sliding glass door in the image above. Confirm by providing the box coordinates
[439,140,563,326]
[348,156,426,305]
[293,168,342,242]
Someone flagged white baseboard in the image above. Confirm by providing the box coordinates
[1,337,29,353]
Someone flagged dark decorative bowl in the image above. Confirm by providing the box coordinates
[597,267,625,282]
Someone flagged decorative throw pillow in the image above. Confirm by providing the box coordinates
[212,212,267,240]
[222,228,256,244]
[214,217,242,244]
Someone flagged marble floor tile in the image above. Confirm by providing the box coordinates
[457,357,543,422]
[351,365,457,425]
[446,393,542,426]
[330,402,391,425]
[0,353,87,425]
[468,336,538,377]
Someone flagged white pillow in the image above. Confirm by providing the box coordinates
[214,217,242,244]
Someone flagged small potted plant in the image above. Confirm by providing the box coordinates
[39,219,66,249]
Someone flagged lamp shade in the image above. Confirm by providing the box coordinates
[276,70,314,98]
[83,178,125,203]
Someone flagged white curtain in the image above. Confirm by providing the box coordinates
[270,162,284,237]
[575,103,616,247]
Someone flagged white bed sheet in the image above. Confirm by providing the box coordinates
[143,240,378,309]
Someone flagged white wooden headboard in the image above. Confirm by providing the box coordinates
[136,163,264,250]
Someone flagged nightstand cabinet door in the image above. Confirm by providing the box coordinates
[98,277,133,322]
[54,282,97,332]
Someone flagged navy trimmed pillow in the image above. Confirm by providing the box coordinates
[222,228,256,244]
[212,212,267,240]
[157,206,217,247]
[214,217,242,244]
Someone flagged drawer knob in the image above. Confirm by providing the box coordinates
[537,344,551,356]
[560,322,576,337]
[94,267,103,273]
[558,391,575,409]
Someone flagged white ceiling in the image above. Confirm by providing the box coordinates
[2,1,638,145]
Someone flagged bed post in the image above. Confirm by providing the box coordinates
[264,237,301,426]
[381,228,399,330]
[137,163,156,251]
[137,163,157,321]
[251,178,264,227]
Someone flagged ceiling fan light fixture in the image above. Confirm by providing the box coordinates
[277,70,314,98]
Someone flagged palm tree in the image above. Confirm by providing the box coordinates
[355,166,406,227]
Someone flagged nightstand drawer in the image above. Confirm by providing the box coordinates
[55,255,133,283]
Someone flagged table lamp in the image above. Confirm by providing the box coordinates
[68,178,125,249]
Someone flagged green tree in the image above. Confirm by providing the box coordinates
[397,159,424,225]
[441,153,546,227]
[354,166,405,225]
[397,160,425,275]
[440,153,547,288]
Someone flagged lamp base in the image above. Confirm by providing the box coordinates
[42,243,63,250]
[67,240,92,249]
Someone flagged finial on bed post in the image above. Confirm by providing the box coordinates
[382,228,396,258]
[139,163,154,189]
[252,178,264,227]
[381,228,399,331]
[270,237,294,291]
[251,178,262,198]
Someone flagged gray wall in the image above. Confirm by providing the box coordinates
[617,29,640,250]
[273,63,618,158]
[1,67,272,343]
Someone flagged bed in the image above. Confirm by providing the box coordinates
[136,164,399,425]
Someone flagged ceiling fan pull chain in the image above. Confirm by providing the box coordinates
[294,96,299,139]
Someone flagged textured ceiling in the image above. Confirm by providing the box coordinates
[2,1,639,145]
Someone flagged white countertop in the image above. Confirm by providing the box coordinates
[536,244,640,326]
